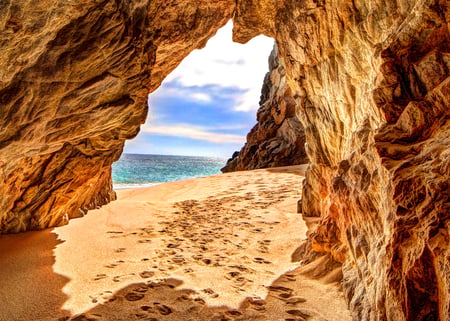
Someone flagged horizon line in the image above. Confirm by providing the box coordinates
[120,152,230,159]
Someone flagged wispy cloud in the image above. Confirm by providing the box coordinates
[126,21,272,157]
[150,82,240,105]
[141,124,246,144]
[161,21,274,112]
[190,92,212,103]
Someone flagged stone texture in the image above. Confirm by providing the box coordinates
[0,0,235,233]
[0,0,449,320]
[222,44,308,172]
[233,0,449,320]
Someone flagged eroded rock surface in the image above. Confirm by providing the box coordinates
[0,0,449,320]
[0,0,235,233]
[222,45,307,172]
[232,0,449,320]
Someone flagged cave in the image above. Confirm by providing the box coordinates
[0,0,448,320]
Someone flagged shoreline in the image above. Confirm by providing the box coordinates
[113,182,161,190]
[0,165,350,320]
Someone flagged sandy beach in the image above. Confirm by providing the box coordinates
[0,165,350,321]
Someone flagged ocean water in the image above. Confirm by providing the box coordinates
[112,154,227,189]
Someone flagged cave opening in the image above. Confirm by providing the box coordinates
[111,21,274,189]
[0,1,447,319]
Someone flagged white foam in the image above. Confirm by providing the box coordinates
[113,182,160,190]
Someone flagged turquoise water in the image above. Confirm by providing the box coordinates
[112,154,227,189]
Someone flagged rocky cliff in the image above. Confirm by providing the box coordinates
[0,0,235,233]
[221,45,308,172]
[0,0,448,320]
[231,1,448,319]
[236,1,448,320]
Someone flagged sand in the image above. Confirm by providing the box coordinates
[0,165,351,321]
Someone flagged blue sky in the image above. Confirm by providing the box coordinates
[124,21,274,158]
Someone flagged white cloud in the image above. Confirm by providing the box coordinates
[160,21,274,112]
[150,84,216,105]
[141,124,246,144]
[127,21,273,156]
[190,92,212,103]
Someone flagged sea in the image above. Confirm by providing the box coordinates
[111,153,228,189]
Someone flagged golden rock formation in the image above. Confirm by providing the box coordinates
[0,0,448,320]
[222,44,308,172]
[0,0,235,232]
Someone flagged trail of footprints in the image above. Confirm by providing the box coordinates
[63,275,311,321]
[74,173,308,320]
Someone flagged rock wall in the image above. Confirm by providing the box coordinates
[0,0,449,320]
[232,0,449,320]
[0,0,235,233]
[221,45,308,172]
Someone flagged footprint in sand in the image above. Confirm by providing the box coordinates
[194,297,206,305]
[202,288,219,298]
[282,275,297,282]
[267,285,293,294]
[228,264,253,272]
[124,286,148,301]
[104,260,125,268]
[202,258,212,265]
[285,309,312,320]
[167,243,180,248]
[225,310,242,317]
[234,276,252,287]
[114,247,126,253]
[253,257,271,264]
[245,297,266,311]
[140,305,153,312]
[285,296,307,305]
[138,239,152,243]
[93,273,108,281]
[171,255,185,264]
[257,245,270,253]
[139,270,155,278]
[135,313,158,321]
[191,254,203,260]
[125,292,145,301]
[112,272,136,283]
[153,303,173,315]
[106,231,124,238]
[278,292,293,299]
[105,263,117,268]
[225,271,240,280]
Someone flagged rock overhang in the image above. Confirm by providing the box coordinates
[0,1,448,320]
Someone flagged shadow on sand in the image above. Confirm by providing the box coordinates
[65,255,347,321]
[0,231,348,321]
[0,229,71,321]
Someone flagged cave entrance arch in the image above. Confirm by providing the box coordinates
[95,21,314,316]
[112,21,307,189]
[112,21,275,189]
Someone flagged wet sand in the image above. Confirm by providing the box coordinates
[0,165,350,321]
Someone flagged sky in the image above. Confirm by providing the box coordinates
[123,21,274,158]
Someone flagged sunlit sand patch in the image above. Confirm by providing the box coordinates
[53,166,307,314]
[0,165,350,320]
